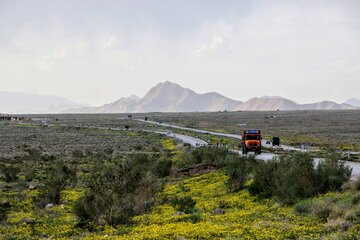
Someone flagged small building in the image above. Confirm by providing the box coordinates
[0,114,24,121]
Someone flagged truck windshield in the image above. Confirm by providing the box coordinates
[245,135,260,140]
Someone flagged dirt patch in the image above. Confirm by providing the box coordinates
[172,163,217,177]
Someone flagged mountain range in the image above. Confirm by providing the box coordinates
[0,82,358,113]
[65,81,358,113]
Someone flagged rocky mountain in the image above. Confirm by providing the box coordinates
[135,82,241,112]
[65,82,358,113]
[346,98,360,108]
[0,91,83,114]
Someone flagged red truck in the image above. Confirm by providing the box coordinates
[242,130,262,155]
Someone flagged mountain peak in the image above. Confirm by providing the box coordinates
[127,94,140,100]
[260,96,285,99]
[155,81,184,90]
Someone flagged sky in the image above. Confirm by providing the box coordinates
[0,0,359,106]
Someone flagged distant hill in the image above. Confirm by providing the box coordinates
[300,101,355,110]
[0,91,83,114]
[346,98,360,108]
[234,97,298,111]
[66,81,357,113]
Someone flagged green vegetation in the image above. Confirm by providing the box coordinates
[249,153,352,205]
[0,113,359,239]
[74,154,160,226]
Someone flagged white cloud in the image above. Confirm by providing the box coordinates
[38,48,67,69]
[194,36,224,57]
[99,37,117,50]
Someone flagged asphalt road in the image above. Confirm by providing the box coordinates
[136,119,360,179]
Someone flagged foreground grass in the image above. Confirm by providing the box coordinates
[1,171,359,239]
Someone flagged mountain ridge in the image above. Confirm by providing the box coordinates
[65,81,357,113]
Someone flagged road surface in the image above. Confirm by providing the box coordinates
[154,131,208,147]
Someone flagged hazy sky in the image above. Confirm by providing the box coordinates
[0,0,359,105]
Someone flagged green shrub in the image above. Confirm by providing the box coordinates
[74,154,160,226]
[225,155,255,192]
[188,210,202,223]
[315,154,352,193]
[155,158,172,177]
[351,192,360,206]
[189,147,228,167]
[249,153,352,205]
[37,161,76,207]
[171,196,197,214]
[0,164,20,183]
[312,204,332,219]
[0,201,11,222]
[293,199,314,215]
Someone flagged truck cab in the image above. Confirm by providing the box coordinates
[242,130,262,154]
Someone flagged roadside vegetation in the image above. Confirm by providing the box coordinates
[0,116,359,239]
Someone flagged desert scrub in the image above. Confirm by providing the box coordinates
[225,155,255,192]
[74,154,161,226]
[249,152,352,205]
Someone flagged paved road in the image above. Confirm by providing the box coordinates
[136,119,242,139]
[154,131,208,147]
[136,119,360,179]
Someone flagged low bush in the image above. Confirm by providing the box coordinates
[188,210,202,223]
[155,158,172,178]
[249,153,352,205]
[171,196,197,214]
[0,164,20,183]
[0,201,11,222]
[225,155,255,192]
[312,204,332,219]
[315,153,352,193]
[37,161,76,207]
[74,154,160,226]
[188,147,229,168]
[293,199,314,215]
[351,192,360,206]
